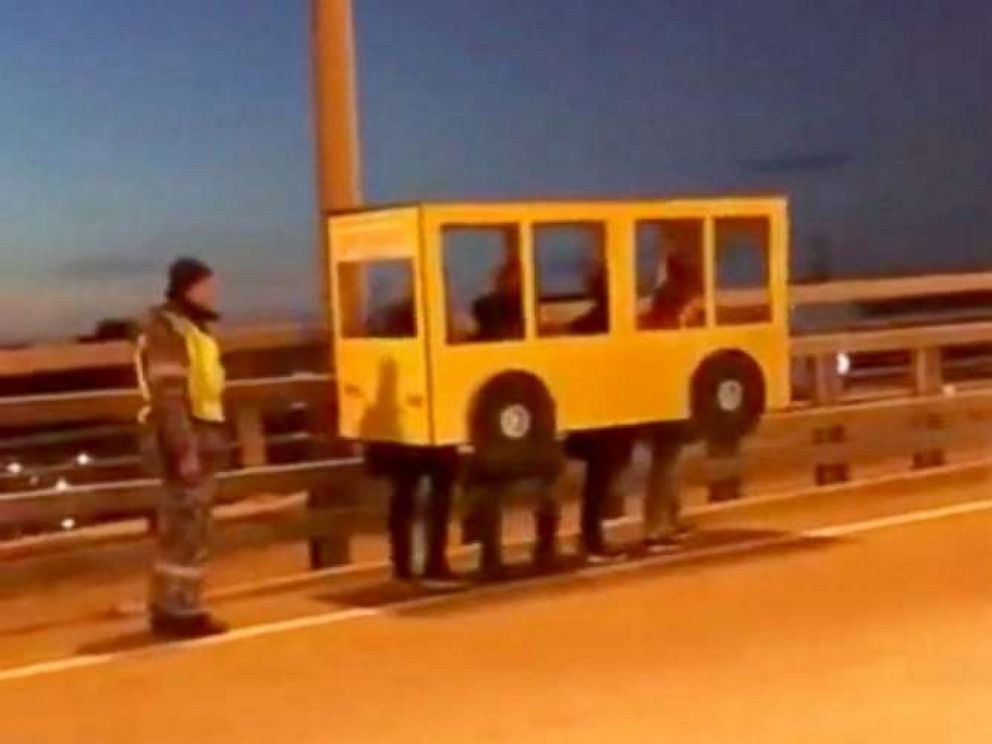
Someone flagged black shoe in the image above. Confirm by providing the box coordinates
[480,562,509,583]
[533,548,563,574]
[393,563,414,582]
[151,612,228,640]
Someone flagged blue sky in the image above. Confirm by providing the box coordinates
[1,0,990,340]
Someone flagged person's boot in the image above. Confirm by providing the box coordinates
[151,611,228,640]
[479,537,507,582]
[477,491,506,581]
[533,543,563,574]
[480,561,507,582]
[533,510,564,573]
[392,562,414,582]
[389,529,414,582]
[391,548,414,582]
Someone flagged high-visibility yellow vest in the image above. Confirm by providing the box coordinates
[135,312,226,424]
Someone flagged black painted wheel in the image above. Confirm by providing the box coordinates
[691,351,766,446]
[467,371,561,481]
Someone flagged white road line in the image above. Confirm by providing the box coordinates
[807,497,992,539]
[4,491,992,686]
[0,653,118,684]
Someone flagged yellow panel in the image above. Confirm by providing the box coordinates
[327,207,432,445]
[334,339,432,444]
[331,197,791,447]
[330,207,420,262]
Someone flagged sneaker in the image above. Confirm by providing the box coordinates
[584,548,626,566]
[644,536,682,555]
[151,612,228,640]
[421,566,466,590]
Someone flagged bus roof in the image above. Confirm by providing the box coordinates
[328,194,789,218]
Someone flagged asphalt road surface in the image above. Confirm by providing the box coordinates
[1,468,992,742]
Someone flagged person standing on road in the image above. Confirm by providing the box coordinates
[464,251,563,578]
[643,424,692,552]
[472,473,561,580]
[364,284,460,587]
[567,429,635,562]
[135,257,228,639]
[566,258,636,562]
[368,445,459,585]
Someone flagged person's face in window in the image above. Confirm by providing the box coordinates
[495,257,521,295]
[664,253,700,294]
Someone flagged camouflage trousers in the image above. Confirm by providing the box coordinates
[144,424,225,619]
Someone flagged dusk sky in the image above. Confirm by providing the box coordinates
[1,0,990,341]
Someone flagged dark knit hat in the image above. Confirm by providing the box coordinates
[166,257,214,301]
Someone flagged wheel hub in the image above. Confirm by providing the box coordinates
[499,404,532,440]
[717,380,745,413]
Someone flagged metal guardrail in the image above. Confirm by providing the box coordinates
[1,270,992,562]
[0,458,363,529]
[0,324,328,377]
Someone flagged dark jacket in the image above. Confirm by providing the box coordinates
[570,301,608,336]
[138,303,198,462]
[472,291,523,341]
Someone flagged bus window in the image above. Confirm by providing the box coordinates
[442,225,524,344]
[715,217,772,325]
[337,259,417,339]
[636,220,705,330]
[533,223,608,337]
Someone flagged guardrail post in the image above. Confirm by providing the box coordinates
[813,424,849,485]
[912,412,947,470]
[909,348,946,469]
[305,401,355,569]
[234,405,268,468]
[812,354,843,406]
[307,465,357,569]
[307,496,354,568]
[706,440,743,502]
[913,347,943,397]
